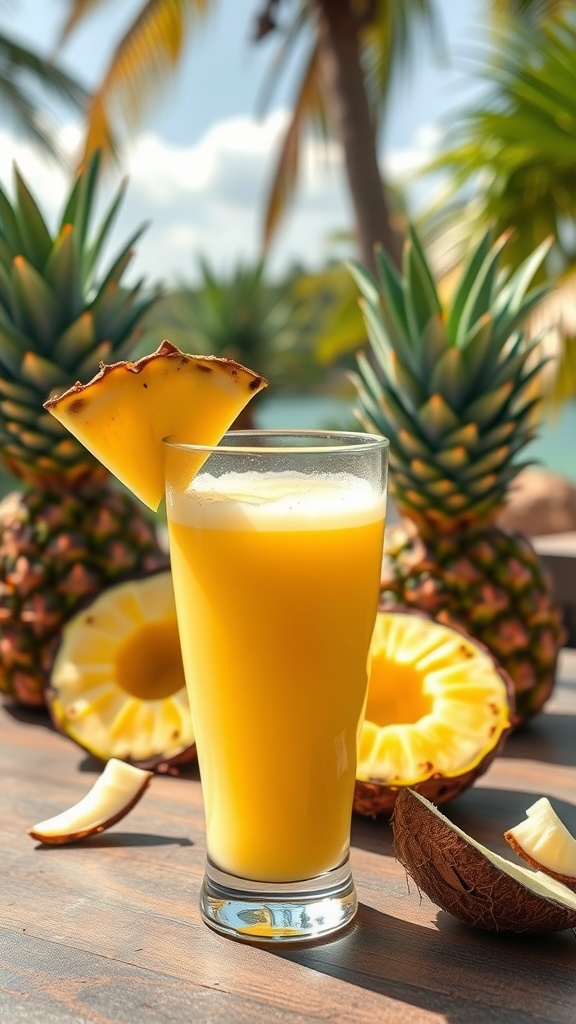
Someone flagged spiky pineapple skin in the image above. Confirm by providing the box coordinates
[0,479,168,707]
[0,155,165,711]
[351,225,567,724]
[381,520,565,726]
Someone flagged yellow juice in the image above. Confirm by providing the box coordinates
[167,470,385,883]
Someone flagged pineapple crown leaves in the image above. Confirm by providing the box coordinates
[0,151,159,483]
[350,224,553,531]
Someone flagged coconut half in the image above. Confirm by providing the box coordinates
[28,758,152,844]
[392,788,576,932]
[504,797,576,891]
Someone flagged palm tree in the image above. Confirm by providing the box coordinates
[265,2,576,375]
[423,16,576,268]
[0,3,86,161]
[253,0,439,269]
[57,0,439,271]
[419,12,576,400]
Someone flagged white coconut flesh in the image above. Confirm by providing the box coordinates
[392,788,576,932]
[504,797,576,879]
[28,758,152,844]
[424,795,576,904]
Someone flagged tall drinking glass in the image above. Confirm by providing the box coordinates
[164,430,388,943]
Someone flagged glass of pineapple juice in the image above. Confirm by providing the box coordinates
[163,430,388,943]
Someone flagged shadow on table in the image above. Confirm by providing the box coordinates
[351,814,394,858]
[30,831,193,850]
[351,784,576,860]
[426,785,576,855]
[1,701,203,781]
[76,753,202,783]
[269,902,576,1024]
[2,702,54,730]
[499,711,576,767]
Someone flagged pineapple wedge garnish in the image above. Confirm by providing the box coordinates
[44,341,267,510]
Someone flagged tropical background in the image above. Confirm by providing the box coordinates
[0,0,574,786]
[1,0,576,506]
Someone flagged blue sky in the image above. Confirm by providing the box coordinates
[4,0,488,283]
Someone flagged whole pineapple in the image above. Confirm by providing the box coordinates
[351,226,565,726]
[0,155,167,707]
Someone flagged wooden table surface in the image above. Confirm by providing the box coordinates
[3,651,576,1024]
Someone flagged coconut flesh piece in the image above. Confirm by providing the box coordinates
[392,788,576,932]
[504,797,576,888]
[28,758,152,844]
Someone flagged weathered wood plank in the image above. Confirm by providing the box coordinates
[1,656,576,1024]
[0,929,317,1024]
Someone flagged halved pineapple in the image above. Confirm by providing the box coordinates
[48,571,195,771]
[44,340,267,510]
[354,609,513,816]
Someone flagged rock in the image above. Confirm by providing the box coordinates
[498,469,576,537]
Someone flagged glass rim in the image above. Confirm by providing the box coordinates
[162,428,389,456]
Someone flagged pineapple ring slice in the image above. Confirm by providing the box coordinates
[28,758,152,845]
[44,340,267,510]
[354,609,513,815]
[48,570,195,771]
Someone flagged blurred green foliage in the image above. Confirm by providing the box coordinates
[418,13,576,403]
[136,258,348,393]
[423,16,576,276]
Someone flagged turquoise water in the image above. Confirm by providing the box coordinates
[256,393,355,431]
[525,402,576,483]
[256,394,576,484]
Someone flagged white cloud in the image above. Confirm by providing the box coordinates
[385,124,440,180]
[119,112,350,282]
[0,130,69,219]
[0,115,438,285]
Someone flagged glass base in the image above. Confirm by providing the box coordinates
[200,855,357,944]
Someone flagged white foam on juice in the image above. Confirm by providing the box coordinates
[168,470,385,530]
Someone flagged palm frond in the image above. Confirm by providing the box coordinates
[421,17,576,275]
[418,15,576,403]
[77,94,119,165]
[0,31,86,162]
[254,0,310,117]
[0,31,87,108]
[75,0,211,163]
[0,94,66,167]
[487,0,572,27]
[0,79,55,154]
[261,37,326,253]
[363,0,442,119]
[58,0,119,44]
